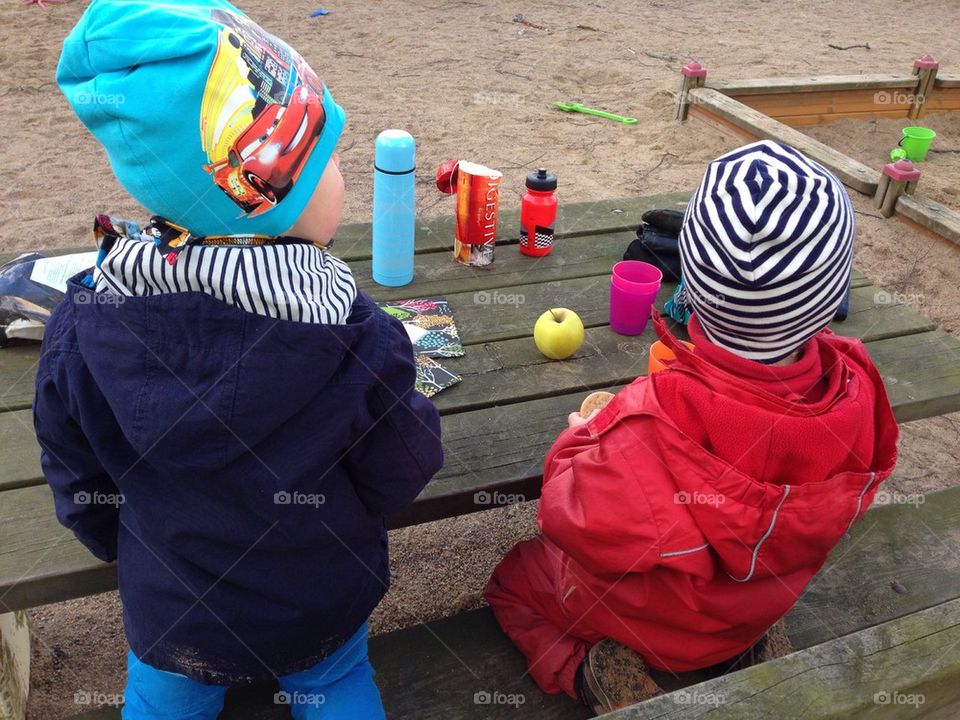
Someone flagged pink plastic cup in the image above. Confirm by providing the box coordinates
[609,261,663,336]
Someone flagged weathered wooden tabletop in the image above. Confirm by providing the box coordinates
[3,192,960,615]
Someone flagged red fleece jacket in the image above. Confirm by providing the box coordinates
[536,314,899,671]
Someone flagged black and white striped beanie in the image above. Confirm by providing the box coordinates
[679,140,854,364]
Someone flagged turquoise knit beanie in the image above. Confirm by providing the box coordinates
[57,0,345,237]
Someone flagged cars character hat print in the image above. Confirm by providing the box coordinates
[57,0,345,238]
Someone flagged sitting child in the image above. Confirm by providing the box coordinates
[485,140,899,714]
[37,2,443,718]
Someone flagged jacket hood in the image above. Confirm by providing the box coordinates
[613,314,898,582]
[63,275,376,474]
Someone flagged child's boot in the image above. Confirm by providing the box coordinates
[574,638,663,714]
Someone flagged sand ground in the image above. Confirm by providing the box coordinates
[3,0,960,717]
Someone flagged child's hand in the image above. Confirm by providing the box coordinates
[568,409,599,428]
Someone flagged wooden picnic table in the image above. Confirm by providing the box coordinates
[3,193,960,719]
[4,191,960,612]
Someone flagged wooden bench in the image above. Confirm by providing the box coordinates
[62,486,960,720]
[3,194,960,718]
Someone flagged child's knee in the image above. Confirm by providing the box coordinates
[486,536,563,602]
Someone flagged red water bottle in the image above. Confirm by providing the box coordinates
[519,168,558,257]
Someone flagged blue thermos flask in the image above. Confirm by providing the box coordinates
[372,129,416,286]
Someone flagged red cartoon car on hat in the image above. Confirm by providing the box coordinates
[212,85,325,213]
[200,10,328,217]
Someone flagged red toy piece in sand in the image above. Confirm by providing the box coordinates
[883,159,921,182]
[913,53,939,70]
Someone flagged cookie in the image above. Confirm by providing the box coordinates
[580,391,615,418]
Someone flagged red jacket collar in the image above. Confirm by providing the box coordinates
[652,312,848,416]
[687,315,835,404]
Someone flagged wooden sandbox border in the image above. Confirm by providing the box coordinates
[674,55,960,247]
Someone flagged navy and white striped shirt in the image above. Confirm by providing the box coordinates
[95,237,357,325]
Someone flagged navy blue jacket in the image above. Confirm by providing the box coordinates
[34,275,443,684]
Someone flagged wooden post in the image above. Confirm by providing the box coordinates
[874,159,921,218]
[0,612,29,720]
[909,54,939,119]
[675,61,707,121]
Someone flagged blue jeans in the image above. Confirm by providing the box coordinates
[122,623,384,720]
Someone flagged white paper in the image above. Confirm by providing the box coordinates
[29,252,98,293]
[5,318,46,341]
[403,324,428,343]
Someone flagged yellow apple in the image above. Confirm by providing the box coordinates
[534,308,585,360]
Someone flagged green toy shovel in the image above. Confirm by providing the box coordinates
[554,101,638,125]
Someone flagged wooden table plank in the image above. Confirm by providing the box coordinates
[354,229,637,301]
[0,345,41,414]
[836,284,936,342]
[434,320,952,417]
[0,409,41,492]
[333,193,691,261]
[871,329,960,423]
[355,236,865,304]
[612,598,960,719]
[433,324,652,415]
[0,483,117,612]
[414,275,895,349]
[789,484,960,651]
[0,194,692,268]
[392,389,624,528]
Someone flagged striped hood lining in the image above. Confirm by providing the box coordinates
[680,140,855,364]
[95,236,357,326]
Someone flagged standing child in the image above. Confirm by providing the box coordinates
[37,1,443,718]
[485,140,899,714]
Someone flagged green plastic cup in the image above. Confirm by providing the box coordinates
[899,127,936,162]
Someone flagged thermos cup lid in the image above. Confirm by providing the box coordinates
[525,167,557,191]
[375,129,416,174]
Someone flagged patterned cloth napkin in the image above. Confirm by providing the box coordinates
[379,297,463,397]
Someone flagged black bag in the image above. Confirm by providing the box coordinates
[623,209,684,282]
